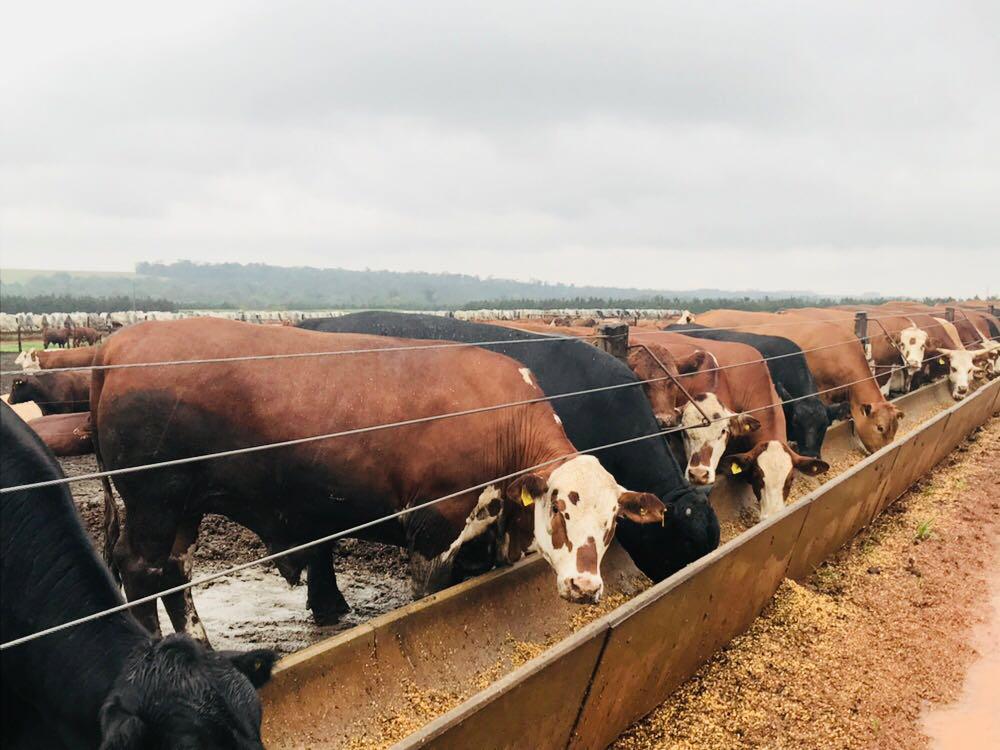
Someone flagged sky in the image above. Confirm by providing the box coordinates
[1,1,998,298]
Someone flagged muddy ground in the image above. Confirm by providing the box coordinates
[59,453,414,653]
[615,414,1000,750]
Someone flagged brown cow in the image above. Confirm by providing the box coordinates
[625,344,712,428]
[781,307,934,395]
[92,318,668,641]
[42,326,70,349]
[71,326,102,347]
[28,412,94,456]
[9,371,91,415]
[633,331,828,519]
[695,310,902,454]
[16,345,100,372]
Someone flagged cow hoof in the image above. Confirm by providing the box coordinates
[312,601,351,626]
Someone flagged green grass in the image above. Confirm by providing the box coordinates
[914,518,935,542]
[0,340,43,353]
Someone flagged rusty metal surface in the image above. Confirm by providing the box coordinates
[397,621,610,750]
[932,379,998,466]
[567,504,810,750]
[784,444,899,582]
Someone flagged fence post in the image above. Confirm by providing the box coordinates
[595,322,630,363]
[853,311,868,341]
[945,306,956,322]
[17,324,22,353]
[989,304,996,317]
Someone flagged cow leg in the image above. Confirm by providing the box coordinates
[160,517,210,645]
[306,542,351,625]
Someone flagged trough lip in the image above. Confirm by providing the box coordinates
[392,377,996,748]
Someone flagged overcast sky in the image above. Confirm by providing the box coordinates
[2,1,998,297]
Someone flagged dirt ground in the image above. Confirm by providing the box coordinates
[58,453,414,654]
[614,414,1000,750]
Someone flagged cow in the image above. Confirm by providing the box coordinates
[42,326,70,349]
[625,344,713,428]
[666,323,847,458]
[1,401,275,749]
[900,314,990,399]
[779,307,934,396]
[15,345,99,372]
[9,371,90,415]
[632,331,828,519]
[72,326,103,347]
[27,412,94,456]
[93,319,676,640]
[299,312,720,586]
[695,310,903,455]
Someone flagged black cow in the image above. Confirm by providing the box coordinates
[0,401,276,749]
[9,371,90,416]
[299,312,720,584]
[667,323,849,457]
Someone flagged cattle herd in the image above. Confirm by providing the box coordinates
[1,300,998,748]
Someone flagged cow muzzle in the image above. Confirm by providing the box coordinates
[561,574,603,604]
[687,465,713,485]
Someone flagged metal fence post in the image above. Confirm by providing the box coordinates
[945,306,956,322]
[853,311,868,340]
[595,322,630,363]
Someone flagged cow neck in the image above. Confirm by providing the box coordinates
[36,613,151,738]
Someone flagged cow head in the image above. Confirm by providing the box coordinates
[507,455,665,604]
[99,634,275,750]
[14,349,40,371]
[775,384,831,459]
[718,441,829,520]
[894,326,930,373]
[8,375,37,405]
[936,348,989,399]
[675,393,760,485]
[851,401,903,454]
[626,347,711,428]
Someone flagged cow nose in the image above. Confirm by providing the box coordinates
[564,575,603,604]
[688,466,711,485]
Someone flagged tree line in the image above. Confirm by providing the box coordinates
[0,294,180,314]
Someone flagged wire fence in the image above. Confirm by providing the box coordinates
[1,312,997,650]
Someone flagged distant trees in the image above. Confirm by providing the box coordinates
[0,294,179,314]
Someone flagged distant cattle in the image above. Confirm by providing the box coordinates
[42,326,70,349]
[1,401,276,749]
[93,318,674,641]
[71,326,102,347]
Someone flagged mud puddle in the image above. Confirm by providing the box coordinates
[58,453,415,654]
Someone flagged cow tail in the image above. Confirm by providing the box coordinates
[100,473,122,585]
[90,350,122,585]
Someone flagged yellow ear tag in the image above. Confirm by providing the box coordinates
[520,486,534,507]
[730,462,743,475]
[938,358,945,365]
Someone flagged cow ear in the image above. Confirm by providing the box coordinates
[826,402,851,422]
[223,648,278,689]
[892,405,905,419]
[792,453,830,476]
[99,696,147,750]
[505,473,548,506]
[718,451,754,477]
[860,403,874,417]
[617,491,665,524]
[729,414,761,434]
[676,350,707,374]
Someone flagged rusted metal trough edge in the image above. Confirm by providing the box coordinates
[396,377,999,750]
